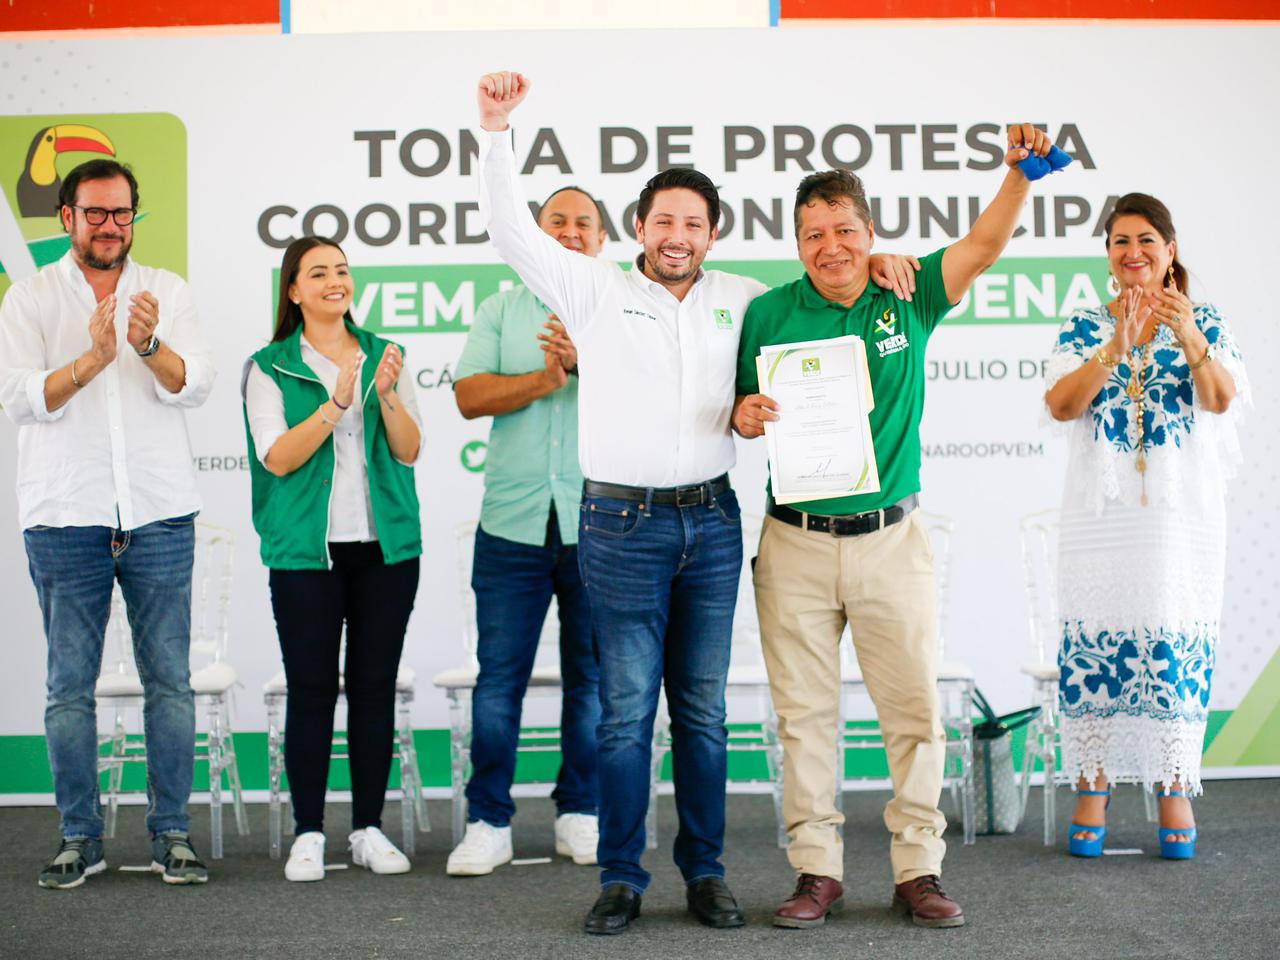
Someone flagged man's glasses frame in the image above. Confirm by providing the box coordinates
[68,205,136,227]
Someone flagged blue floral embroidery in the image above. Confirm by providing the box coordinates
[1052,304,1238,456]
[1059,620,1215,722]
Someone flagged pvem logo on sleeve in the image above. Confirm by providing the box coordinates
[874,309,909,358]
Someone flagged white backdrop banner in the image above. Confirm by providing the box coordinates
[1,25,1277,755]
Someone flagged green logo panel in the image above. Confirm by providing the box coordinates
[0,112,187,300]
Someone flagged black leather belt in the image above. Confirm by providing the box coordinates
[583,474,730,507]
[767,493,919,537]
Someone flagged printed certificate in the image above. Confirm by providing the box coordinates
[755,334,880,504]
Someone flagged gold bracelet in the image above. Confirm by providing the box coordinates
[1186,345,1214,370]
[70,358,84,388]
[1095,348,1120,369]
[318,404,340,427]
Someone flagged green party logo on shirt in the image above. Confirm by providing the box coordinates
[875,309,898,336]
[801,357,821,376]
[714,308,734,329]
[460,440,488,473]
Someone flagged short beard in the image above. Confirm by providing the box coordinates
[74,234,131,271]
[643,248,698,286]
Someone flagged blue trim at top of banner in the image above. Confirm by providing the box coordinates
[770,0,781,26]
[281,0,291,34]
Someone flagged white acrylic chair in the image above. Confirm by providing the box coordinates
[647,513,780,849]
[96,523,249,858]
[1017,508,1156,844]
[263,634,429,859]
[431,521,564,847]
[836,511,976,846]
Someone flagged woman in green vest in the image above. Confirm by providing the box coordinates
[242,236,423,881]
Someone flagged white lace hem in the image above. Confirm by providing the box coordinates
[1059,712,1206,794]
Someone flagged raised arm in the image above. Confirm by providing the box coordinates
[941,123,1052,305]
[476,71,607,334]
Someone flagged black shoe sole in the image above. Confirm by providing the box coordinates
[690,910,745,929]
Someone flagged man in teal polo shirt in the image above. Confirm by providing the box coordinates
[733,124,1057,930]
[446,185,605,876]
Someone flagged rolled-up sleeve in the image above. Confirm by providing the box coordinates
[155,280,215,407]
[0,283,65,425]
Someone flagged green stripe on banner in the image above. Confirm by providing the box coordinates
[270,254,1108,336]
[0,711,1241,795]
[1203,649,1280,766]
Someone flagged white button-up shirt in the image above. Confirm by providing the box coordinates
[480,129,767,488]
[0,253,214,531]
[241,339,423,543]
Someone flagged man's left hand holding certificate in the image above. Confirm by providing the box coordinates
[735,334,880,504]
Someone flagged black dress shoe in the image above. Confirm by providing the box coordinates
[584,883,642,935]
[687,877,746,928]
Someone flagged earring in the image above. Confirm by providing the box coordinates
[291,298,300,304]
[1166,265,1176,290]
[1106,274,1120,298]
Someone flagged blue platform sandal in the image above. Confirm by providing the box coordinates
[1068,789,1110,858]
[1158,791,1197,860]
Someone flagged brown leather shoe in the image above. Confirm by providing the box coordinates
[891,874,965,928]
[772,873,843,928]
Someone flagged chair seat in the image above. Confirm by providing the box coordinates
[937,660,975,681]
[1020,662,1060,682]
[529,666,562,687]
[265,665,416,696]
[96,672,144,698]
[431,665,478,690]
[191,661,238,695]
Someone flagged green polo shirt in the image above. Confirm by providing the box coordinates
[455,286,583,547]
[737,248,953,516]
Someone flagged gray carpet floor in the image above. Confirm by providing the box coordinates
[1,781,1275,960]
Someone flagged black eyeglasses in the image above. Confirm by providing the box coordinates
[70,205,136,226]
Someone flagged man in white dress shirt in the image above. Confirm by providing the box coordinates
[0,160,215,888]
[476,71,762,934]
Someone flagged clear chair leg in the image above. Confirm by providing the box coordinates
[207,699,224,859]
[267,696,284,859]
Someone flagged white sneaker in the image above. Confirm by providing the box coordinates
[554,813,599,865]
[349,826,411,875]
[446,821,513,876]
[284,831,326,882]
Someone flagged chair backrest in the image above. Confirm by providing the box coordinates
[102,522,235,675]
[454,520,560,669]
[917,511,954,660]
[1018,508,1061,667]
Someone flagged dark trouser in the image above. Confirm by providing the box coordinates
[465,508,600,827]
[269,541,419,834]
[577,486,742,893]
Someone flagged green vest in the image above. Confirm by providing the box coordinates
[243,322,422,570]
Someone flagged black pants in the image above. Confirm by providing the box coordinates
[269,541,419,833]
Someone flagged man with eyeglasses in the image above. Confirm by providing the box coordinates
[0,158,215,888]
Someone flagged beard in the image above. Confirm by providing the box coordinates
[643,244,700,286]
[74,232,132,271]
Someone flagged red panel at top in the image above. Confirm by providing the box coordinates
[782,0,1279,18]
[0,0,280,31]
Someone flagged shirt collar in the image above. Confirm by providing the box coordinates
[58,250,136,298]
[628,253,706,299]
[796,271,875,312]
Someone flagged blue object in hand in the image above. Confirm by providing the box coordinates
[1018,144,1073,182]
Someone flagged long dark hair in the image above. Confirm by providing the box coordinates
[273,236,354,342]
[1104,193,1188,294]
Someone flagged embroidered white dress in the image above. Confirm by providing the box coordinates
[1044,303,1248,793]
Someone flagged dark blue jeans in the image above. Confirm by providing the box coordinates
[577,485,742,892]
[24,515,197,839]
[467,511,599,826]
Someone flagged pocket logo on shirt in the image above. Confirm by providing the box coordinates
[714,308,734,329]
[460,440,488,473]
[874,309,909,358]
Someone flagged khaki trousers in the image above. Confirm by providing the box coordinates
[754,511,947,884]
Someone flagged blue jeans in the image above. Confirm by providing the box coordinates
[467,511,599,826]
[24,515,196,839]
[577,485,742,892]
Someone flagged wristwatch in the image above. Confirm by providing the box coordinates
[136,334,160,358]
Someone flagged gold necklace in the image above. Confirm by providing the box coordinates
[1126,338,1155,506]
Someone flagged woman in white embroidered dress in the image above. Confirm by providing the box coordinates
[1043,193,1247,859]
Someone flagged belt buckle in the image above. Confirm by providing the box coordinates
[675,486,702,507]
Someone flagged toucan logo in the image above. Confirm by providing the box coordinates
[17,124,116,218]
[875,309,897,337]
[0,112,188,298]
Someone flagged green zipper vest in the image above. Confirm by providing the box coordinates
[242,322,422,570]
